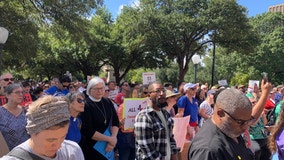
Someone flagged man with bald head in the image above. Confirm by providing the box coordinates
[188,80,272,160]
[0,73,14,105]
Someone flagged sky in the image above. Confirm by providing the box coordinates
[104,0,284,18]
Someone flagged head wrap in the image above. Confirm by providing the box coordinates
[26,98,70,135]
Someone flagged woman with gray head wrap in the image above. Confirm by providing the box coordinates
[1,95,85,160]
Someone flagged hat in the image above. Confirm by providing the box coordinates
[166,90,180,98]
[207,89,216,95]
[238,84,245,89]
[270,87,277,94]
[183,83,197,91]
[277,85,283,88]
[201,85,207,90]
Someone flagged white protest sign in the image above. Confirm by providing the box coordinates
[172,115,190,152]
[218,80,228,86]
[142,72,156,85]
[248,80,259,89]
[123,98,148,130]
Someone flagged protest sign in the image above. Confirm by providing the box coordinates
[123,98,148,130]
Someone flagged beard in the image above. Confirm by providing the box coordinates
[152,97,167,108]
[219,121,240,139]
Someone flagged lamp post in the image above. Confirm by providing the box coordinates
[0,27,9,75]
[192,54,201,83]
[211,42,216,87]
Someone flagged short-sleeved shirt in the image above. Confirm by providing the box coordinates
[0,140,84,160]
[0,107,29,150]
[66,117,82,144]
[177,95,198,123]
[188,119,254,160]
[274,100,284,123]
[44,86,69,96]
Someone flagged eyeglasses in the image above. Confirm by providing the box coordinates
[105,89,110,92]
[2,78,14,82]
[77,98,85,103]
[91,87,104,91]
[149,89,167,94]
[12,91,24,95]
[222,109,255,126]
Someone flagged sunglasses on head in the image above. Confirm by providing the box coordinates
[2,78,14,82]
[77,98,85,104]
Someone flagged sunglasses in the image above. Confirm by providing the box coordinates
[143,92,148,94]
[2,78,14,82]
[62,84,70,88]
[77,98,85,104]
[105,89,110,92]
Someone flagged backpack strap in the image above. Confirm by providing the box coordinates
[7,148,45,160]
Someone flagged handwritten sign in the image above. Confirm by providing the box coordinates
[123,98,148,130]
[218,80,228,86]
[142,72,156,85]
[248,80,259,89]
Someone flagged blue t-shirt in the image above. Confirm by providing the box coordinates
[44,86,69,96]
[177,95,198,123]
[66,117,82,144]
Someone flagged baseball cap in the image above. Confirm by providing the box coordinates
[183,83,197,91]
[207,89,216,95]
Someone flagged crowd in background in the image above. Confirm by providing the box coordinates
[0,72,284,159]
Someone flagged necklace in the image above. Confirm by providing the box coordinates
[93,100,107,125]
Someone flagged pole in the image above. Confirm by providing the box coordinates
[0,43,4,75]
[211,42,215,87]
[194,63,197,83]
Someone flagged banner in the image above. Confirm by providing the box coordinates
[172,116,190,152]
[123,98,148,130]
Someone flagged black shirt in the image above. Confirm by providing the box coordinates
[188,119,254,160]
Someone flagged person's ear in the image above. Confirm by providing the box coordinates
[217,109,225,117]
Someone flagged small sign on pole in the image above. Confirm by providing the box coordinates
[142,72,156,85]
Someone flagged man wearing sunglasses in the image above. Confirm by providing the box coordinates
[44,75,71,96]
[0,73,14,105]
[188,79,272,160]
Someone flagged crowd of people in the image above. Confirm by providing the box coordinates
[0,72,284,160]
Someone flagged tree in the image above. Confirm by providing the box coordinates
[134,0,258,83]
[250,12,284,84]
[0,0,102,75]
